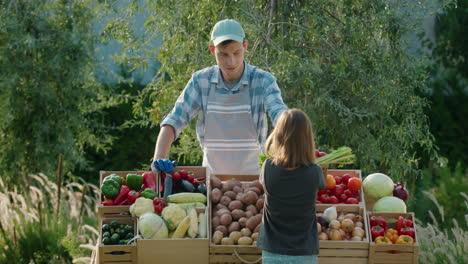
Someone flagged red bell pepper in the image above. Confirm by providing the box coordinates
[399,226,415,239]
[117,198,129,205]
[114,185,130,205]
[102,199,114,206]
[371,225,385,241]
[396,216,405,231]
[154,205,163,214]
[404,219,414,228]
[172,171,181,181]
[142,172,157,191]
[179,170,188,179]
[127,190,140,203]
[370,216,387,229]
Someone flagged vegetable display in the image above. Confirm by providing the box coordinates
[368,214,415,244]
[317,210,367,241]
[316,172,362,204]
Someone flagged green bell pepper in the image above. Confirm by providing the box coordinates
[104,174,123,186]
[126,174,144,191]
[140,188,158,200]
[101,179,120,198]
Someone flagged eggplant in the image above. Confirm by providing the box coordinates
[181,179,195,192]
[317,215,330,228]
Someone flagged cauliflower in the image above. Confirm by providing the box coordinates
[161,204,187,231]
[129,197,154,217]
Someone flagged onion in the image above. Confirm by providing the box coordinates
[352,227,365,238]
[318,232,329,240]
[351,236,362,241]
[329,229,343,240]
[341,219,355,233]
[393,183,409,202]
[329,220,341,230]
[318,223,322,234]
[355,222,364,229]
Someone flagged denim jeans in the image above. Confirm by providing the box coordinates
[262,250,318,264]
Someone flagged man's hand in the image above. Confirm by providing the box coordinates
[151,159,177,173]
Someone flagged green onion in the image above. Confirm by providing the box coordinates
[316,146,356,166]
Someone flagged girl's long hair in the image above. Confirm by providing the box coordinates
[265,108,316,169]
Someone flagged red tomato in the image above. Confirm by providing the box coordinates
[341,173,352,184]
[320,194,330,203]
[318,189,328,195]
[348,178,362,192]
[344,189,353,197]
[346,197,359,204]
[328,195,340,204]
[334,175,342,185]
[333,185,345,197]
[339,193,349,202]
[172,171,181,181]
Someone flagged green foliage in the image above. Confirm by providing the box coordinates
[421,0,468,166]
[410,163,468,229]
[0,0,113,184]
[105,0,446,181]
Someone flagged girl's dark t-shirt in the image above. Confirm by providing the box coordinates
[256,159,326,255]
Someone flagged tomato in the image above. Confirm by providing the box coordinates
[334,175,342,185]
[346,197,359,204]
[326,175,336,190]
[328,195,340,204]
[333,184,345,197]
[339,193,349,202]
[320,194,330,203]
[348,178,362,192]
[341,173,352,184]
[344,189,353,197]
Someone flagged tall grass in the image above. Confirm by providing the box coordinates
[417,191,468,264]
[0,173,100,263]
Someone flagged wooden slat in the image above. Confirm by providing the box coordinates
[98,217,137,264]
[318,257,368,264]
[319,248,368,257]
[210,254,262,264]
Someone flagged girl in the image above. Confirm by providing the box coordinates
[257,108,326,264]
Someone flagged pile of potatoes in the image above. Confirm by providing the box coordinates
[210,176,264,245]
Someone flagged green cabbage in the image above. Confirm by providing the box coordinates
[363,173,394,199]
[139,213,169,239]
[373,196,407,213]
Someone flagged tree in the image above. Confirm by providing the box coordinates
[0,0,113,183]
[106,0,445,181]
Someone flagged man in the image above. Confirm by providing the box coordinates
[152,19,288,175]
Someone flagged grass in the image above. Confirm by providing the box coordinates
[0,173,100,263]
[416,191,468,264]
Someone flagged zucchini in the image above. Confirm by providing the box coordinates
[163,175,173,199]
[167,192,207,204]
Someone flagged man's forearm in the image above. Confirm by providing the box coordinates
[153,125,176,160]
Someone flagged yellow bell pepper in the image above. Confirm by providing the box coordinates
[385,228,399,243]
[375,236,393,244]
[396,235,414,244]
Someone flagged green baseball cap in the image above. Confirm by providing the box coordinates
[210,19,245,46]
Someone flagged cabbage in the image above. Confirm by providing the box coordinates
[373,196,407,213]
[363,173,394,199]
[139,213,169,239]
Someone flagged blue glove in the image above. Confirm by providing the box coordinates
[151,159,177,173]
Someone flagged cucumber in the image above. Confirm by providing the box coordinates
[163,175,173,199]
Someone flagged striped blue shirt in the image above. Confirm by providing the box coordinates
[161,62,288,151]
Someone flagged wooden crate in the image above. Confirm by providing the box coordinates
[367,212,419,264]
[98,217,138,264]
[98,171,151,225]
[209,174,262,264]
[318,205,369,264]
[316,169,366,211]
[137,166,209,264]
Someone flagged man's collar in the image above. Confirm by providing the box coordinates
[211,61,250,86]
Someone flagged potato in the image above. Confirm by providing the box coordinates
[256,198,264,210]
[238,236,253,245]
[233,186,242,194]
[224,191,236,200]
[228,221,240,233]
[211,188,222,203]
[215,208,231,217]
[215,203,227,211]
[215,225,228,236]
[244,187,261,195]
[245,211,253,219]
[246,205,258,215]
[231,209,246,220]
[219,196,232,206]
[210,176,223,189]
[242,191,258,205]
[251,232,259,241]
[240,228,252,237]
[212,230,224,244]
[212,216,220,229]
[221,237,235,245]
[229,231,242,243]
[238,217,248,228]
[254,223,261,233]
[236,192,245,201]
[228,200,244,211]
[250,180,263,193]
[246,214,262,231]
[220,214,233,226]
[223,180,242,192]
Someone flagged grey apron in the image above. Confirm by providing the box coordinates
[202,82,261,175]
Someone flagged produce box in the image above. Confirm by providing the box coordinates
[137,166,209,264]
[98,216,138,264]
[316,169,365,211]
[318,205,370,264]
[367,212,419,264]
[209,174,263,264]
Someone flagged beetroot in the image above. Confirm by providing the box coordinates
[393,183,409,202]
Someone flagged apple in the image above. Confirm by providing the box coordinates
[341,173,352,184]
